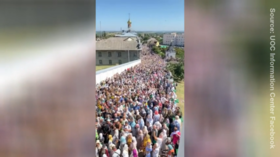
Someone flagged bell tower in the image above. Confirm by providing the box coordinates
[127,13,131,32]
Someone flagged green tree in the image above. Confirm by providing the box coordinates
[175,47,184,60]
[143,36,149,41]
[154,36,162,44]
[159,52,166,59]
[159,38,163,44]
[152,46,162,54]
[160,47,167,53]
[167,61,184,82]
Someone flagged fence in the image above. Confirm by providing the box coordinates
[96,59,141,84]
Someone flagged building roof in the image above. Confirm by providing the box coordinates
[115,32,137,37]
[96,37,140,51]
[160,45,168,48]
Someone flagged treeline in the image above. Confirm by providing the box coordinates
[138,33,163,44]
[96,31,115,39]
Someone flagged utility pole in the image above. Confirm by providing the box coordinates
[128,50,130,62]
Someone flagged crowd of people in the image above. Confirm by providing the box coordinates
[95,53,182,157]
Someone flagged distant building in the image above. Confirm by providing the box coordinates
[115,32,137,37]
[163,33,184,46]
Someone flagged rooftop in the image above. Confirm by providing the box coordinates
[115,32,137,37]
[96,37,141,51]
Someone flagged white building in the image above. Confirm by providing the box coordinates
[165,46,176,60]
[163,33,184,46]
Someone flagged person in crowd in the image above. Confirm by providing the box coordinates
[99,133,105,144]
[142,133,151,150]
[155,132,164,152]
[108,143,115,157]
[146,114,153,127]
[167,144,174,157]
[153,111,160,123]
[152,143,160,157]
[138,116,145,130]
[174,116,181,128]
[112,126,119,145]
[112,145,121,157]
[160,137,171,156]
[96,140,103,156]
[108,135,113,147]
[145,141,152,157]
[131,144,138,157]
[126,134,133,150]
[170,127,180,146]
[135,124,141,137]
[137,130,144,150]
[151,124,158,145]
[130,136,137,153]
[124,121,132,133]
[161,123,169,136]
[122,144,129,157]
[119,136,127,154]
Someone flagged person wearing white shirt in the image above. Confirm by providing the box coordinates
[161,97,167,104]
[124,121,132,133]
[152,143,160,157]
[112,146,121,157]
[154,121,162,130]
[112,128,119,145]
[96,147,99,157]
[124,107,132,117]
[122,144,129,157]
[118,104,123,113]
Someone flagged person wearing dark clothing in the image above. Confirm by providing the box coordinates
[148,100,153,109]
[103,121,112,144]
[169,123,174,137]
[151,125,158,145]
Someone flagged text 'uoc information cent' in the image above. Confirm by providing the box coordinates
[269,8,276,150]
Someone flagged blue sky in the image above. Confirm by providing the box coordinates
[96,0,184,31]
